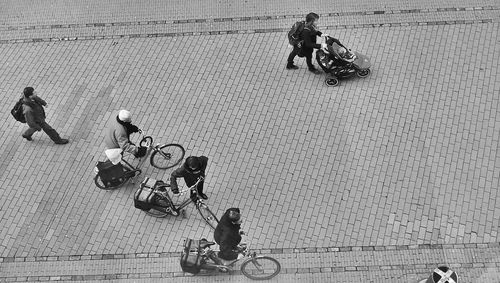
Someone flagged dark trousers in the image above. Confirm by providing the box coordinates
[218,245,239,260]
[23,121,62,142]
[287,45,314,69]
[189,181,204,200]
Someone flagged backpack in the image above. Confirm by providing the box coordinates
[287,21,305,46]
[11,99,26,123]
[180,238,205,274]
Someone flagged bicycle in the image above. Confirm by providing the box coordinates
[181,237,281,280]
[94,130,185,190]
[136,176,219,230]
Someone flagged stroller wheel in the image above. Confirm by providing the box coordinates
[356,69,370,78]
[325,77,339,87]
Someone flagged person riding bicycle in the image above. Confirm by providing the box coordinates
[104,109,147,158]
[170,156,209,200]
[214,208,245,262]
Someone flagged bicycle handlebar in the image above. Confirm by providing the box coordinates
[177,176,205,195]
[131,130,154,148]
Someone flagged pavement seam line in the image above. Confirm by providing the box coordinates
[0,263,478,281]
[1,242,498,262]
[1,5,499,44]
[0,19,497,45]
[1,6,498,32]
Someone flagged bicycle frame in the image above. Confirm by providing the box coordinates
[198,244,253,271]
[126,132,166,182]
[129,133,154,170]
[152,176,205,213]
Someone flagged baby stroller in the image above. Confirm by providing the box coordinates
[316,36,371,87]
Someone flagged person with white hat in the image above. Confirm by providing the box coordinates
[104,109,146,158]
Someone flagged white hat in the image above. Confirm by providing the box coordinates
[118,110,132,122]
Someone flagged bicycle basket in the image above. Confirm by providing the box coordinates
[180,238,205,274]
[95,160,127,188]
[133,177,159,211]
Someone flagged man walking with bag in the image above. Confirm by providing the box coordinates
[21,87,69,144]
[286,12,327,74]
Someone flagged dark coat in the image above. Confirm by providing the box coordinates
[170,156,208,191]
[301,25,322,55]
[214,208,242,260]
[22,95,47,131]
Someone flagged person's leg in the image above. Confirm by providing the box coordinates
[197,182,207,199]
[190,182,207,200]
[306,52,320,73]
[218,245,238,261]
[286,46,300,69]
[22,127,38,141]
[305,53,314,69]
[39,121,68,144]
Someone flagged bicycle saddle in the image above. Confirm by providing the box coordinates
[199,238,215,249]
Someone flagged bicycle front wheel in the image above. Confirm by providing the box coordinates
[196,203,219,230]
[150,144,185,169]
[240,256,281,280]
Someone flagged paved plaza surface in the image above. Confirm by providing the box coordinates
[0,0,500,282]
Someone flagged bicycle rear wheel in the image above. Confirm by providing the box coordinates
[196,202,219,230]
[150,144,185,169]
[144,207,170,218]
[240,256,281,280]
[93,174,129,190]
[144,195,172,218]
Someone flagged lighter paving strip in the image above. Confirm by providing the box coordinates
[1,246,499,278]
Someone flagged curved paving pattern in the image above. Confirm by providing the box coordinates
[1,0,500,282]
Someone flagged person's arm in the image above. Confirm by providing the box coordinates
[129,123,140,133]
[170,168,184,193]
[32,96,47,106]
[303,29,322,49]
[115,130,137,155]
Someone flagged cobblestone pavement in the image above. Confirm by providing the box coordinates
[1,0,499,282]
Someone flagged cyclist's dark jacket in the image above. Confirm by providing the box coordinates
[214,208,242,260]
[170,156,208,192]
